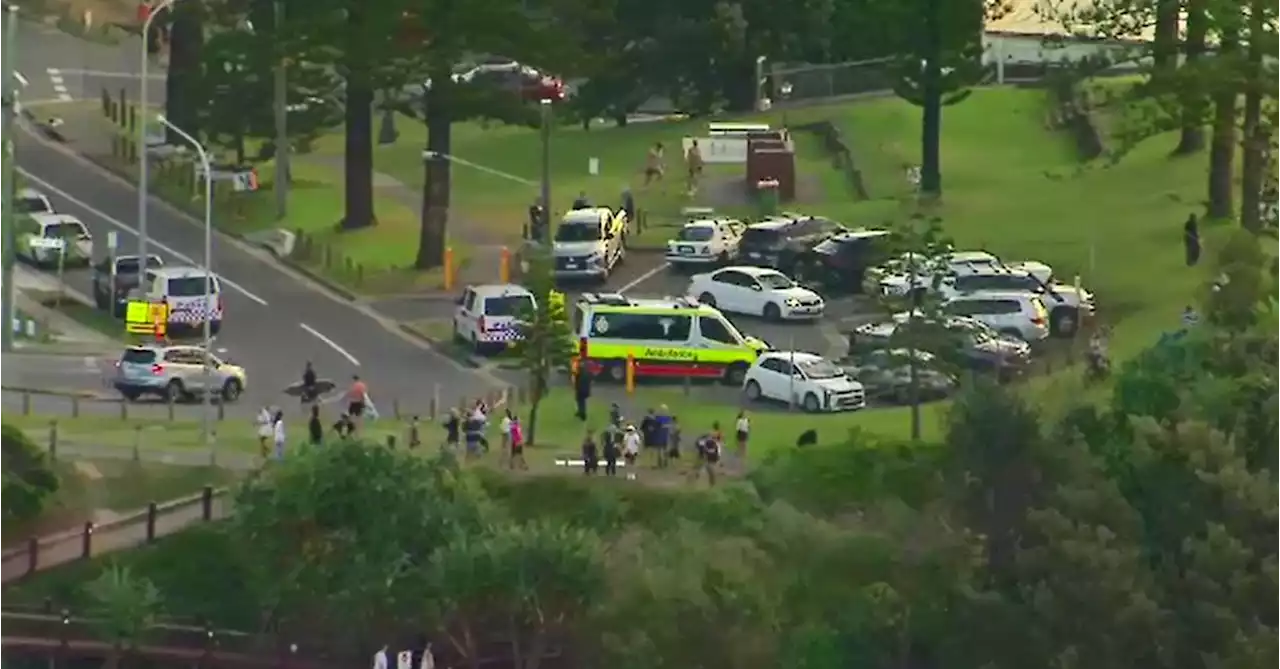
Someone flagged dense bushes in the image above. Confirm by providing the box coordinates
[2,422,59,526]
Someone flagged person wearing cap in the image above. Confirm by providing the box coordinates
[622,424,642,479]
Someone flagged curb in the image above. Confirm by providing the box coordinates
[276,255,361,302]
[395,322,483,369]
[1,385,116,401]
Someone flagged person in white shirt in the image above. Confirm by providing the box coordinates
[272,410,287,461]
[734,410,750,462]
[622,425,641,480]
[255,406,273,459]
[499,410,514,452]
[373,645,389,669]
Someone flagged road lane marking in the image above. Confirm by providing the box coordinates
[15,169,270,306]
[13,70,28,87]
[616,262,670,293]
[49,69,165,80]
[300,323,361,367]
[46,68,71,102]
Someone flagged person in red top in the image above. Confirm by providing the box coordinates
[508,415,527,470]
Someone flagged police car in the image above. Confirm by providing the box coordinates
[453,283,537,353]
[665,217,746,268]
[136,266,224,336]
[17,213,94,268]
[552,207,628,280]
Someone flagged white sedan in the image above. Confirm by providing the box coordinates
[743,351,867,413]
[689,266,824,321]
[665,217,745,267]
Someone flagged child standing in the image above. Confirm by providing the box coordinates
[508,417,527,470]
[734,410,750,463]
[272,410,287,461]
[622,424,641,480]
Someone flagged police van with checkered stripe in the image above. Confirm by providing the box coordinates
[453,284,537,353]
[136,266,224,336]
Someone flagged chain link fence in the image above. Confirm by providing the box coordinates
[767,58,897,107]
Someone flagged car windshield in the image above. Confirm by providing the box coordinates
[812,238,841,255]
[555,223,600,242]
[43,222,87,238]
[758,273,794,290]
[121,348,157,364]
[741,228,781,247]
[677,226,715,242]
[798,359,843,380]
[168,277,217,297]
[484,295,534,317]
[116,256,164,274]
[17,197,49,214]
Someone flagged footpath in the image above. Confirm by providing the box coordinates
[1,445,252,584]
[10,265,119,356]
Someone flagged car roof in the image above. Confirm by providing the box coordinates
[746,218,795,230]
[762,351,824,363]
[719,265,785,277]
[28,213,83,226]
[684,219,727,228]
[562,208,611,223]
[949,250,999,262]
[829,228,890,241]
[149,266,214,278]
[16,188,48,200]
[949,290,1038,301]
[126,343,209,354]
[470,283,533,297]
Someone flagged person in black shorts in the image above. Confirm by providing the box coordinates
[581,429,599,475]
[300,361,319,406]
[643,142,665,186]
[346,375,367,419]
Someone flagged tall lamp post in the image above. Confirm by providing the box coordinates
[1,4,21,353]
[156,114,215,456]
[138,0,179,267]
[539,98,552,243]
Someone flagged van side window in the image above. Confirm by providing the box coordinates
[589,313,691,341]
[699,316,738,344]
[462,289,477,311]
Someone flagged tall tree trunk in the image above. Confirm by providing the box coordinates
[919,0,942,196]
[415,62,452,269]
[340,7,376,230]
[164,2,204,143]
[1173,0,1207,155]
[1151,0,1179,74]
[1238,0,1266,231]
[1207,27,1239,220]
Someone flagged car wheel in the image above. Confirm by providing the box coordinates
[120,389,141,402]
[802,392,822,413]
[605,359,628,383]
[1050,308,1078,337]
[470,333,482,353]
[744,380,763,401]
[763,303,782,321]
[162,380,184,403]
[221,378,243,402]
[698,292,717,307]
[722,362,749,386]
[210,321,222,336]
[452,324,465,343]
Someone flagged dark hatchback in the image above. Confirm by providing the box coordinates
[847,314,1032,381]
[737,215,846,274]
[793,228,893,294]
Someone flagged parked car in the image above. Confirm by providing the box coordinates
[866,250,1054,297]
[112,344,247,403]
[940,291,1051,341]
[665,217,745,268]
[689,265,824,321]
[17,213,93,268]
[93,254,165,317]
[738,214,846,274]
[15,187,54,214]
[841,348,956,403]
[935,268,1095,336]
[743,351,867,413]
[792,228,893,294]
[848,313,1032,381]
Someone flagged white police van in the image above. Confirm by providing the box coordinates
[452,284,536,353]
[137,266,224,336]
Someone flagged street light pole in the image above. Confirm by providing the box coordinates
[271,0,288,219]
[157,114,215,458]
[539,98,552,244]
[1,4,20,353]
[138,0,179,266]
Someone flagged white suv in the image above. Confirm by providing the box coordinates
[453,284,536,353]
[868,250,1054,297]
[941,291,1050,341]
[937,269,1095,336]
[743,351,867,413]
[665,217,745,268]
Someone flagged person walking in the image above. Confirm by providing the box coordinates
[508,417,527,470]
[255,405,273,459]
[1183,214,1201,267]
[643,142,665,187]
[667,415,682,464]
[574,363,592,421]
[300,361,319,408]
[685,139,705,196]
[307,404,323,446]
[690,432,720,486]
[640,408,659,466]
[442,408,461,452]
[407,415,422,449]
[601,424,619,477]
[272,410,287,461]
[582,429,599,475]
[345,375,368,430]
[500,409,514,453]
[734,410,751,464]
[654,405,672,468]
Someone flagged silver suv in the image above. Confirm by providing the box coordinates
[112,344,247,403]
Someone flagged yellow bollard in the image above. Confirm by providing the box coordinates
[499,246,511,283]
[443,247,454,291]
[625,354,636,395]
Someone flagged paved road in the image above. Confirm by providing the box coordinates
[16,129,502,416]
[9,16,156,104]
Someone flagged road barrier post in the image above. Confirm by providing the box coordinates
[429,385,439,420]
[47,420,58,460]
[167,396,175,421]
[443,247,455,291]
[499,246,510,283]
[81,521,93,559]
[70,396,80,418]
[27,536,38,574]
[626,355,636,395]
[392,398,401,419]
[217,402,225,421]
[119,399,128,420]
[146,502,157,541]
[201,486,213,520]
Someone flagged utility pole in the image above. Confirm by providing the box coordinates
[1,4,20,353]
[272,0,288,219]
[539,99,552,243]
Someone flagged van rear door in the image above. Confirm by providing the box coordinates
[480,293,534,343]
[165,275,221,324]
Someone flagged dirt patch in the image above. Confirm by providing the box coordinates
[697,172,824,210]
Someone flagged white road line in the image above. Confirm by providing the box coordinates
[616,262,670,293]
[49,68,165,80]
[300,323,361,367]
[46,68,71,102]
[15,169,271,306]
[13,70,28,87]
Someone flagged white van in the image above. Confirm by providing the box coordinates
[139,266,224,335]
[453,284,537,353]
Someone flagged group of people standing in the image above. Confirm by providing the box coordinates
[441,401,528,469]
[254,364,380,460]
[578,404,751,485]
